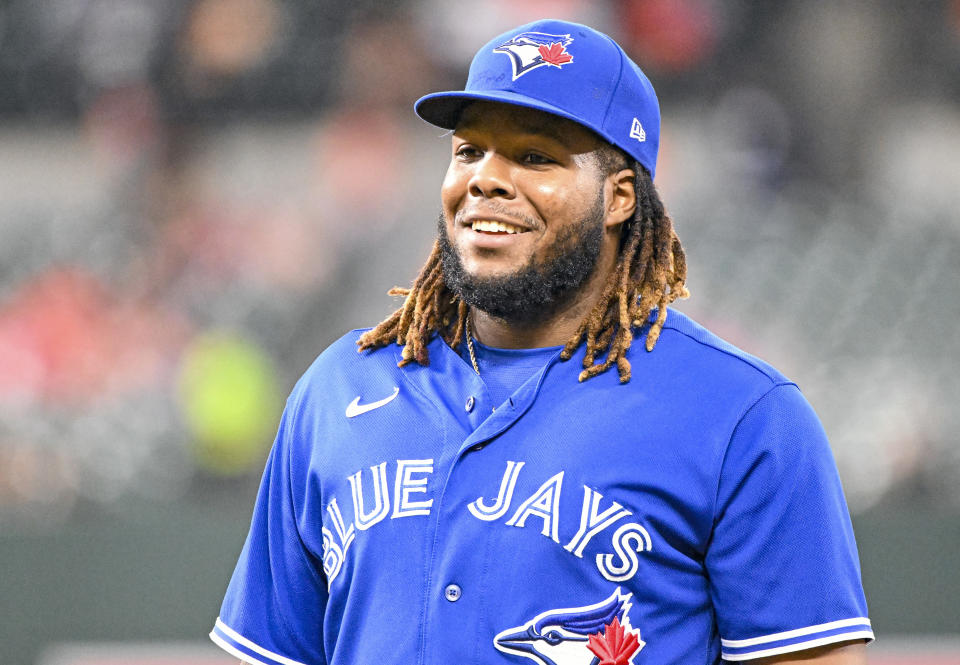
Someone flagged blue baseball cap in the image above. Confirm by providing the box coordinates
[415,19,661,179]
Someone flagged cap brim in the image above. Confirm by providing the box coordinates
[415,90,596,133]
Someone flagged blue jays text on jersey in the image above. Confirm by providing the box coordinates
[319,456,653,587]
[210,309,873,665]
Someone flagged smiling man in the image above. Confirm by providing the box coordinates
[210,19,872,665]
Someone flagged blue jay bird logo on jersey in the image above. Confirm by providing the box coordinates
[493,32,575,80]
[494,587,645,665]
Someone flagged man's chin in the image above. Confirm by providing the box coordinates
[449,274,564,325]
[459,265,523,285]
[455,245,532,275]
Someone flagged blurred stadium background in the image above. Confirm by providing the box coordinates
[0,0,958,663]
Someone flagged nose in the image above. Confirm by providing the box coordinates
[468,153,515,199]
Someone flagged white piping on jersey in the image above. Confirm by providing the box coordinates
[720,617,872,647]
[213,617,310,665]
[721,630,876,661]
[210,632,273,665]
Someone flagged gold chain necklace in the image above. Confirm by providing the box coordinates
[465,317,480,375]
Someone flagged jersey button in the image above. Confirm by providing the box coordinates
[465,396,475,412]
[444,584,462,602]
[471,444,483,452]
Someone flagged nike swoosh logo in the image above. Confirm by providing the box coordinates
[345,387,400,418]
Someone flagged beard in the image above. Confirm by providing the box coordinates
[437,195,606,325]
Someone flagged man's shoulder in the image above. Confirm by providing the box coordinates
[290,328,400,399]
[658,309,789,383]
[308,327,379,367]
[608,309,811,436]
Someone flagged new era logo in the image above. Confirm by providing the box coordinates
[630,118,646,142]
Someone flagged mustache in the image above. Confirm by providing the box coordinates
[452,204,540,231]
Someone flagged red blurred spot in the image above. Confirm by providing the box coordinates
[620,0,718,72]
[84,85,160,166]
[313,109,404,225]
[0,268,190,406]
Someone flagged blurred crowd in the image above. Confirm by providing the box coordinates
[0,0,958,527]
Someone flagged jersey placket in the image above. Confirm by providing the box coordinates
[416,341,559,664]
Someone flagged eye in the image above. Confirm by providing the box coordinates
[455,144,482,160]
[522,152,553,165]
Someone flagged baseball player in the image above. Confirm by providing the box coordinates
[210,19,872,665]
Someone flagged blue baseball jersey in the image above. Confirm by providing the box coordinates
[210,308,872,665]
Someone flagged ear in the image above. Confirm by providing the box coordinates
[604,168,636,229]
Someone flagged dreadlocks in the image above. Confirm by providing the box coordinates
[356,148,689,384]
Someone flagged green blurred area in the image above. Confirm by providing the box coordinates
[1,504,957,665]
[178,332,282,475]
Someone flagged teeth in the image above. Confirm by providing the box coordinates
[471,220,524,234]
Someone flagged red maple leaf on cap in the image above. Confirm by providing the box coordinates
[587,617,642,665]
[538,42,573,67]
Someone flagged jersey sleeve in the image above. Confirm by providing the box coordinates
[209,390,328,665]
[706,382,873,661]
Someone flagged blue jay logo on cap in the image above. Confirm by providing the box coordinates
[493,587,645,665]
[493,32,574,80]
